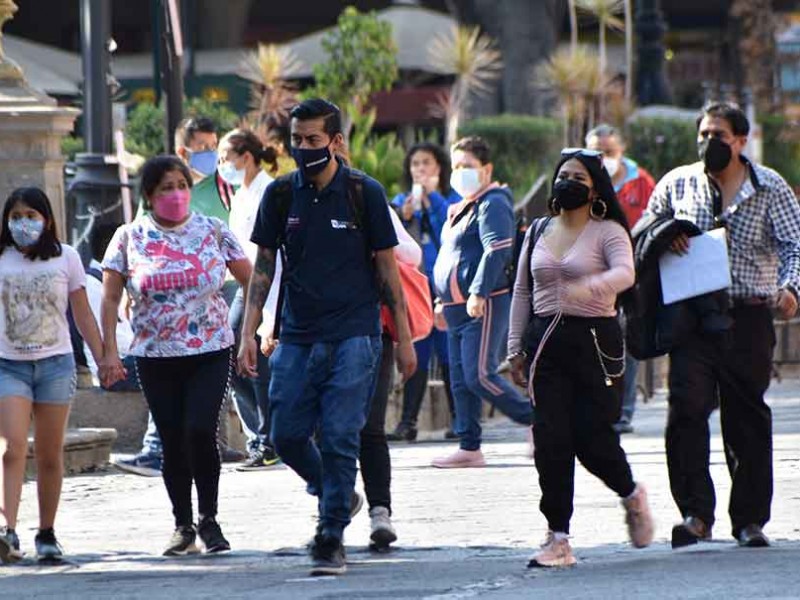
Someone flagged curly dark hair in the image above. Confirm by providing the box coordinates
[401,142,452,196]
[0,187,62,260]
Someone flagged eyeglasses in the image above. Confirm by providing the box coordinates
[560,148,603,161]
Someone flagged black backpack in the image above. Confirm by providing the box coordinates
[269,169,369,338]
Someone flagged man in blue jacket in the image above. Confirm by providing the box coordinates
[431,136,533,468]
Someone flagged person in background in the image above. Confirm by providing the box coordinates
[117,116,240,477]
[431,136,533,469]
[585,124,656,434]
[0,188,123,563]
[387,142,460,442]
[644,102,800,549]
[217,128,282,471]
[102,155,250,557]
[359,205,423,550]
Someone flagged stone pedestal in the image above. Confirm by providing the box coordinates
[0,74,78,235]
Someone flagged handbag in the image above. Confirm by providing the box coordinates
[381,262,434,343]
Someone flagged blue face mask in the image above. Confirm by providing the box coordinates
[291,145,332,178]
[188,150,218,177]
[9,218,45,247]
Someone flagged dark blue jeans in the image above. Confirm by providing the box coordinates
[229,289,272,452]
[444,294,533,451]
[269,335,382,541]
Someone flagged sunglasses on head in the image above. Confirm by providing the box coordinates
[560,148,603,161]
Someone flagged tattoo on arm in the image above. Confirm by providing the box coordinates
[248,247,276,310]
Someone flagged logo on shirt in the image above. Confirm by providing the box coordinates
[331,219,357,230]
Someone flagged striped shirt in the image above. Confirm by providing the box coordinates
[644,159,800,299]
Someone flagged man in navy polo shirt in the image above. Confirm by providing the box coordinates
[238,99,416,576]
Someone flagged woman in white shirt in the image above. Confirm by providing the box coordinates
[217,129,281,471]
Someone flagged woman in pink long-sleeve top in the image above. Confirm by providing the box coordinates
[507,149,654,569]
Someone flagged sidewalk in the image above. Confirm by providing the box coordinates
[2,380,800,598]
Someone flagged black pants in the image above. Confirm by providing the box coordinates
[666,305,774,538]
[531,316,636,534]
[136,348,232,528]
[400,363,455,428]
[360,334,394,513]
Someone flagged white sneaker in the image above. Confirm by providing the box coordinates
[527,531,577,568]
[369,506,397,549]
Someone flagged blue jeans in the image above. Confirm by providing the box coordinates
[142,411,163,457]
[620,353,639,422]
[269,335,382,541]
[229,289,272,452]
[444,294,533,451]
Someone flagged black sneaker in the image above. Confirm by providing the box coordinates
[737,524,770,548]
[310,535,346,576]
[163,525,201,556]
[0,527,23,564]
[34,528,63,561]
[387,423,417,442]
[197,517,231,553]
[236,446,282,471]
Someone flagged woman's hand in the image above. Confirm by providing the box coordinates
[260,336,279,358]
[238,337,259,378]
[466,294,486,318]
[401,196,416,221]
[510,354,528,388]
[433,302,447,331]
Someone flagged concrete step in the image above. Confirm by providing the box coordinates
[26,428,117,476]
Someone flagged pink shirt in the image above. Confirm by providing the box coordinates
[508,218,634,355]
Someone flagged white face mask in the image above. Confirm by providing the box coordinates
[450,168,483,198]
[218,161,245,186]
[603,157,620,178]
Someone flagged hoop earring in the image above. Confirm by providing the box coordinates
[590,198,607,220]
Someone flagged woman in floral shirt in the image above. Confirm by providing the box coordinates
[101,155,250,557]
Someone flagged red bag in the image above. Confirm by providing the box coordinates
[381,262,434,343]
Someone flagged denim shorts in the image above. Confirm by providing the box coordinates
[0,353,77,404]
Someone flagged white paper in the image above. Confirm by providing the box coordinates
[659,228,732,305]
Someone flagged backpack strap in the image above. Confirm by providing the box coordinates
[270,173,295,340]
[527,215,553,296]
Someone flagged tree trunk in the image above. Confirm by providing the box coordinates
[569,0,578,55]
[624,0,633,102]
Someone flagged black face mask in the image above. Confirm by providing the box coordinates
[698,137,732,173]
[291,145,332,178]
[553,179,591,211]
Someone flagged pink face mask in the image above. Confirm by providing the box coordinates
[153,189,190,222]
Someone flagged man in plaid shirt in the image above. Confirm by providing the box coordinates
[644,102,800,550]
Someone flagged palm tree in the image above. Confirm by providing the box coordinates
[536,46,602,146]
[239,43,303,133]
[428,25,503,144]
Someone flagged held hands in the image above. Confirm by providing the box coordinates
[509,354,528,388]
[433,302,447,331]
[466,294,486,318]
[775,289,798,320]
[98,354,127,389]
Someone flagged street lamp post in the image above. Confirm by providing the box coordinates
[635,0,672,106]
[157,0,184,154]
[70,0,125,266]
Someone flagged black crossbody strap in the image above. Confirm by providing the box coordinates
[526,215,553,296]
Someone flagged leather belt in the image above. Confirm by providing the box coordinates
[731,296,772,308]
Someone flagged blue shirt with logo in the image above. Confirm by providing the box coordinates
[251,162,398,344]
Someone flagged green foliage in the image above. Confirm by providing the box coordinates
[304,6,398,118]
[125,98,240,159]
[61,136,85,161]
[458,114,563,198]
[348,107,405,198]
[625,117,698,181]
[761,115,800,190]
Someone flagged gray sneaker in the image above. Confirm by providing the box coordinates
[0,527,23,564]
[35,528,63,562]
[369,506,397,549]
[163,525,201,557]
